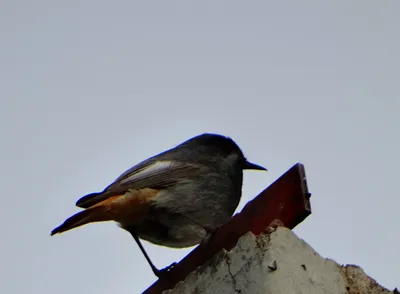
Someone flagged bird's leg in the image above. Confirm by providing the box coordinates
[127,229,176,277]
[131,232,160,276]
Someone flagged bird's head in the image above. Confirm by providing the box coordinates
[183,133,267,172]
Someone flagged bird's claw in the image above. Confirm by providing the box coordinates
[155,262,177,278]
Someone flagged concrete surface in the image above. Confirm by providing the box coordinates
[163,227,397,294]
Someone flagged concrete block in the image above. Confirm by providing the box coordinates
[164,227,396,294]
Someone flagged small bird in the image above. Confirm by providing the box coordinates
[51,133,267,277]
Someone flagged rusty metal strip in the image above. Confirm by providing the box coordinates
[143,163,311,293]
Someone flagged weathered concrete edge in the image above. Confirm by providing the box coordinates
[163,227,398,294]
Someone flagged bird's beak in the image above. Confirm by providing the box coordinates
[243,160,267,171]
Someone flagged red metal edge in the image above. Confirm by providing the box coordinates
[143,162,311,294]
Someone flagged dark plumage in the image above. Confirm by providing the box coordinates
[51,133,267,276]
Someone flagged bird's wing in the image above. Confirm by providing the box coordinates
[75,160,203,208]
[115,160,202,189]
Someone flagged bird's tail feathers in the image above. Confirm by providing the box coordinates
[75,192,110,209]
[50,206,110,236]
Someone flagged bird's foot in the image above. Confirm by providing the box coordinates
[154,262,177,278]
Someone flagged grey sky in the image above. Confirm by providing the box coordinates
[1,1,399,293]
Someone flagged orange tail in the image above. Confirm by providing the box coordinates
[50,206,111,236]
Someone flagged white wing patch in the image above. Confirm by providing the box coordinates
[119,161,174,185]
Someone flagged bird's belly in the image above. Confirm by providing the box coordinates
[134,184,240,248]
[135,218,206,248]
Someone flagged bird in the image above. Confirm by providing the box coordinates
[51,133,267,277]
